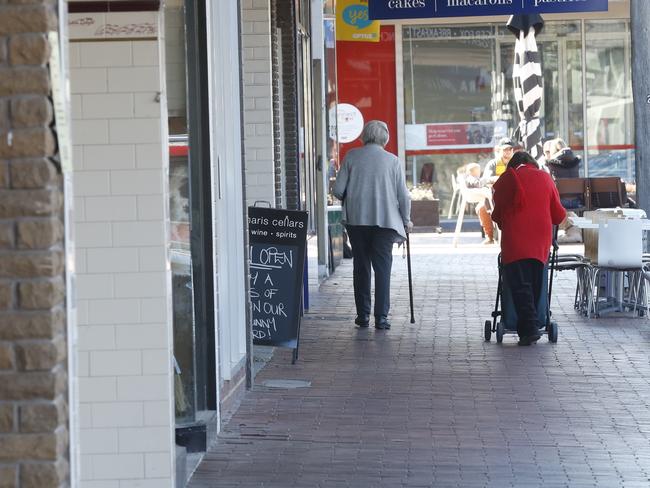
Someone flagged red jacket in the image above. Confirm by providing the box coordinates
[491,163,566,265]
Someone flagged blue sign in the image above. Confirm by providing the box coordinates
[369,0,435,20]
[369,0,608,20]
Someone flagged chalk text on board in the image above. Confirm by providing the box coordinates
[250,246,294,269]
[252,300,287,317]
[252,317,277,339]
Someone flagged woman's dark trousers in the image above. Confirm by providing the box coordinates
[345,225,395,320]
[503,258,544,338]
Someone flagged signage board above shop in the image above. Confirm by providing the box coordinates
[337,0,381,42]
[369,0,608,20]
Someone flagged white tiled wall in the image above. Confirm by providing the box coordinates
[70,34,174,487]
[163,7,186,118]
[242,0,276,206]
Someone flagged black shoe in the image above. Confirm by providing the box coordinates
[375,317,391,330]
[517,334,541,346]
[355,315,369,327]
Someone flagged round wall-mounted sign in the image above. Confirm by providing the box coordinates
[331,103,364,143]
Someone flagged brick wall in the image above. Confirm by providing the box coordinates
[269,2,283,207]
[0,2,70,488]
[242,0,299,210]
[241,0,276,207]
[272,0,299,210]
[68,31,174,486]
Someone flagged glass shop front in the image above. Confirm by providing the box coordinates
[334,5,634,222]
[402,18,633,217]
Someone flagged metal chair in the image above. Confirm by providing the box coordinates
[642,263,650,318]
[586,219,645,317]
[554,254,593,315]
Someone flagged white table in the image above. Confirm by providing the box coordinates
[568,214,649,317]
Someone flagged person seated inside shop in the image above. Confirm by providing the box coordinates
[543,138,580,180]
[464,163,495,245]
[481,137,516,185]
[459,137,514,245]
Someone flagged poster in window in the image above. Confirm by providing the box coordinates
[405,121,508,150]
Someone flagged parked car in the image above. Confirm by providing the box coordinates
[587,149,635,181]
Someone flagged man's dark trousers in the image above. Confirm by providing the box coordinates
[502,258,544,338]
[346,225,396,320]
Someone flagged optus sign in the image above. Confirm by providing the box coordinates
[337,0,381,42]
[369,0,608,20]
[343,4,374,29]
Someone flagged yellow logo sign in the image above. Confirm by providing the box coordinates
[336,0,380,42]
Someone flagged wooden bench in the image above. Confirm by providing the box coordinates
[556,177,629,213]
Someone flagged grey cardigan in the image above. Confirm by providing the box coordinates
[333,143,411,241]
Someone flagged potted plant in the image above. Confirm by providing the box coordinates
[408,184,440,228]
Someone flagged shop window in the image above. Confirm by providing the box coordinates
[584,20,634,189]
[402,20,633,217]
[165,3,197,426]
[403,25,497,215]
[324,18,339,205]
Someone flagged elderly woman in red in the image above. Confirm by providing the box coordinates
[491,151,566,346]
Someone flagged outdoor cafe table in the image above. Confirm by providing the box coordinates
[568,213,650,316]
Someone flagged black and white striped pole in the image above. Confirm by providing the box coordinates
[507,14,545,163]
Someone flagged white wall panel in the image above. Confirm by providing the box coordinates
[70,23,174,487]
[208,0,250,393]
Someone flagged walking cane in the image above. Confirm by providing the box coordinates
[406,232,415,324]
[548,225,559,310]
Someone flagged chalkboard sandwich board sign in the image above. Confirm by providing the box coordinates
[248,206,309,362]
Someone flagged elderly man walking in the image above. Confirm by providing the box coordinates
[333,120,412,330]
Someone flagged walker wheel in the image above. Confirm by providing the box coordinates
[496,322,504,343]
[548,321,558,343]
[484,320,492,341]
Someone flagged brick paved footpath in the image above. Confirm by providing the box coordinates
[189,233,650,488]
